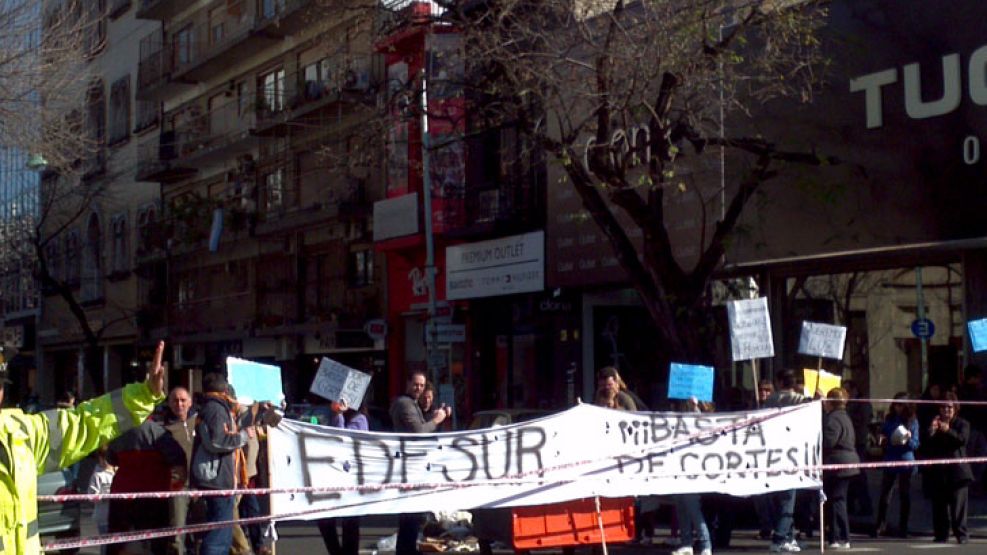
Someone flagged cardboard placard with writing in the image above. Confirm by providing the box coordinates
[726,297,775,362]
[310,357,372,409]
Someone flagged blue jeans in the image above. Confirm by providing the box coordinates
[771,489,797,544]
[200,495,236,555]
[675,495,710,550]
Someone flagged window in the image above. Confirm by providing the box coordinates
[237,81,251,116]
[135,99,159,132]
[86,79,106,175]
[81,213,103,301]
[209,6,225,45]
[111,214,128,274]
[108,76,131,145]
[87,0,107,57]
[264,168,284,212]
[174,26,192,66]
[258,68,285,113]
[65,230,81,286]
[301,58,333,100]
[109,0,130,19]
[262,0,286,19]
[349,248,374,288]
[137,205,157,254]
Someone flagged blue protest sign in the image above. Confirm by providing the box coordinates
[969,318,987,353]
[226,357,285,405]
[668,363,715,402]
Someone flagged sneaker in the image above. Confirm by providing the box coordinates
[770,540,801,553]
[699,549,712,555]
[827,542,851,550]
[670,547,694,555]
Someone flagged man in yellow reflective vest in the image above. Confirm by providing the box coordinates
[1,341,167,555]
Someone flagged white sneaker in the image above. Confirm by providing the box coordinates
[770,540,801,552]
[699,549,712,555]
[827,542,851,550]
[670,547,694,555]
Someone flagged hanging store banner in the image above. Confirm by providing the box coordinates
[267,402,822,520]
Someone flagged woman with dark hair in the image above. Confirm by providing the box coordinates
[596,366,641,411]
[873,393,919,537]
[923,392,972,544]
[419,382,437,421]
[318,394,370,555]
[822,387,859,550]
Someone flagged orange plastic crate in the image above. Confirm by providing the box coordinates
[512,497,636,549]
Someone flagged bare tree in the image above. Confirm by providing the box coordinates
[0,0,99,173]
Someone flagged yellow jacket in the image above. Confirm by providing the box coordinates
[1,382,164,554]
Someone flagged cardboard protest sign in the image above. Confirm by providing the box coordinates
[226,357,285,405]
[310,357,372,409]
[969,318,987,352]
[726,297,775,361]
[798,321,847,360]
[668,363,715,402]
[803,368,842,397]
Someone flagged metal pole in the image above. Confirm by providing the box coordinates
[421,45,439,388]
[917,266,928,390]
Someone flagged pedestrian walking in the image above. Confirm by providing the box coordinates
[765,370,809,553]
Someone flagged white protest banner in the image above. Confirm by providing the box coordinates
[798,321,847,360]
[727,297,775,361]
[310,357,372,409]
[268,402,822,520]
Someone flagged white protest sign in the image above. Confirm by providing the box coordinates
[268,402,822,520]
[727,297,775,361]
[310,357,372,409]
[798,321,847,360]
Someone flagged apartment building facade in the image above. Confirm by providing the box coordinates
[36,1,163,400]
[134,0,387,401]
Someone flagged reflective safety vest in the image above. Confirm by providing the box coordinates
[0,382,164,555]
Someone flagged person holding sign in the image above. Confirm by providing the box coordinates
[319,397,370,555]
[765,370,808,553]
[390,370,451,555]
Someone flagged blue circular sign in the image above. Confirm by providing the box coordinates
[911,318,935,339]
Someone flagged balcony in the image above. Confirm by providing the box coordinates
[135,0,196,20]
[168,0,309,84]
[170,95,259,167]
[136,32,193,102]
[254,56,374,137]
[136,134,198,183]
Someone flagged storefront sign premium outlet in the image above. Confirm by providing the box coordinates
[445,231,545,300]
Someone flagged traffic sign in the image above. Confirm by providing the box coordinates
[911,318,935,339]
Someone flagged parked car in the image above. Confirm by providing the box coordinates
[38,467,81,554]
[467,409,553,430]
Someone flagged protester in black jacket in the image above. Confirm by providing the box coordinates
[192,373,255,555]
[822,388,860,549]
[923,392,972,544]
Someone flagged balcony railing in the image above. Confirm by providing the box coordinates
[255,55,373,136]
[168,95,257,165]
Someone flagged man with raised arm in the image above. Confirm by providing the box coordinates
[0,341,167,555]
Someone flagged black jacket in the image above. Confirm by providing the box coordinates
[922,415,973,489]
[191,396,247,490]
[823,408,860,478]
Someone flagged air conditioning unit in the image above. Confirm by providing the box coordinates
[175,343,204,368]
[274,337,296,361]
[342,65,371,91]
